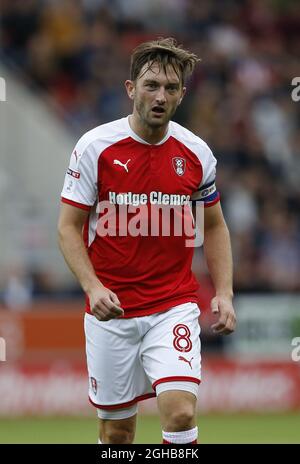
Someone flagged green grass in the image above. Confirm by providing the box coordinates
[0,413,299,444]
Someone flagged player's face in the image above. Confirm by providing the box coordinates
[127,62,186,129]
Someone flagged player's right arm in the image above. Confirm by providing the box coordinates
[57,202,124,321]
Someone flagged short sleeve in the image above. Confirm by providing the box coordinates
[61,142,98,211]
[191,145,220,207]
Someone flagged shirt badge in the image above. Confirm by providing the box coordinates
[172,157,186,176]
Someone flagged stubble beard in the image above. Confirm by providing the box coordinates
[135,99,176,129]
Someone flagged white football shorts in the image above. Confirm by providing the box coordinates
[84,301,201,418]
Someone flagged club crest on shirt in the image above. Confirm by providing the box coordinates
[172,157,186,176]
[90,377,97,395]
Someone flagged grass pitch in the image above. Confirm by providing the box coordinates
[0,413,299,444]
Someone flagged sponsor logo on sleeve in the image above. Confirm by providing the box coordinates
[67,168,80,179]
[199,183,216,199]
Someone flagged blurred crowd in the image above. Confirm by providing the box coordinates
[1,0,300,304]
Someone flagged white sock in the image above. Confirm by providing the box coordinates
[163,426,198,444]
[98,438,102,444]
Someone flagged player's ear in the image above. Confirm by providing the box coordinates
[125,80,135,100]
[178,86,186,105]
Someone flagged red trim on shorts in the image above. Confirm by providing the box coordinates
[61,197,91,211]
[153,376,201,390]
[89,392,156,410]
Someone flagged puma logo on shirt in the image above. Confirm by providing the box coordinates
[113,159,131,173]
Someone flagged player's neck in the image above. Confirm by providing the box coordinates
[128,114,169,145]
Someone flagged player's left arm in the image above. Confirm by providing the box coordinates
[203,201,237,335]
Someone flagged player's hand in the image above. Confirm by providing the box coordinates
[210,295,236,335]
[88,285,124,321]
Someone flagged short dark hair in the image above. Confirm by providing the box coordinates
[130,37,200,85]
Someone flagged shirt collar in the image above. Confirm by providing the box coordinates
[125,115,171,146]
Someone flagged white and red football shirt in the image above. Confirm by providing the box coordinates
[61,116,220,318]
